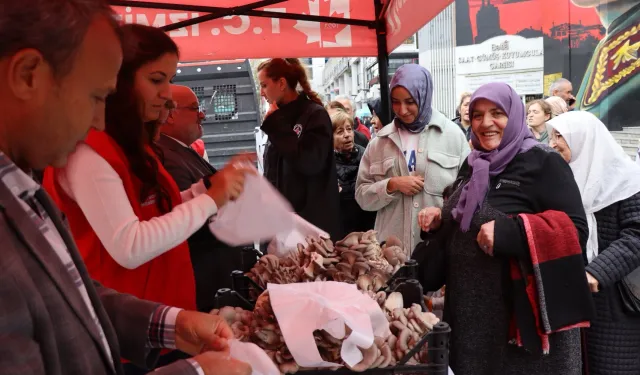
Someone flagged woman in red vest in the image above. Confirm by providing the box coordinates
[42,24,252,372]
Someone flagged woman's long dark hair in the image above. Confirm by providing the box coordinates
[105,24,178,213]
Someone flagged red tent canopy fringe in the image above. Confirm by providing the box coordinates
[108,0,453,123]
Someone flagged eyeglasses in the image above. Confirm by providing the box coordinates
[176,106,201,112]
[164,100,201,113]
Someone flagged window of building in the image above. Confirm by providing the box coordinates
[366,63,379,87]
[403,35,415,45]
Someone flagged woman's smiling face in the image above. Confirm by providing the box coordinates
[471,98,508,151]
[550,128,572,163]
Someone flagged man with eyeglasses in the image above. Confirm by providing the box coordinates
[157,84,244,313]
[160,90,205,150]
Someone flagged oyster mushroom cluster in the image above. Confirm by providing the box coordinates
[211,288,440,374]
[213,291,299,373]
[253,291,300,374]
[211,306,254,341]
[247,231,408,293]
[384,292,440,364]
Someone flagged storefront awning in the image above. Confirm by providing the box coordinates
[109,0,453,62]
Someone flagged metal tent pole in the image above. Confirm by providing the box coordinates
[374,0,391,125]
[109,0,377,31]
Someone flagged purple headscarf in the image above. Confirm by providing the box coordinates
[452,82,538,231]
[389,64,433,133]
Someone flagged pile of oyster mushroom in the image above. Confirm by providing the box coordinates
[247,230,408,293]
[211,289,440,374]
[215,230,442,373]
[383,292,440,365]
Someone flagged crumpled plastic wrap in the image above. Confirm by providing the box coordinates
[267,282,391,368]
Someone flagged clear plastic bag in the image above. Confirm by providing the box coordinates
[209,172,295,246]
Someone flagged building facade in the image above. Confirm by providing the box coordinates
[418,2,457,118]
[319,37,419,115]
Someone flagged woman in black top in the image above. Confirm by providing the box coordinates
[258,58,340,240]
[331,110,376,237]
[412,83,591,375]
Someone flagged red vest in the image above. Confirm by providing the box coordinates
[43,131,196,311]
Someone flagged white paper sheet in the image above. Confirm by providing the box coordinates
[228,339,280,375]
[267,282,391,368]
[208,172,295,246]
[267,214,329,257]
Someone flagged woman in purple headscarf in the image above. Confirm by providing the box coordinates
[411,83,590,374]
[355,64,470,253]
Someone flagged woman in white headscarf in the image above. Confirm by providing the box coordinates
[549,111,640,375]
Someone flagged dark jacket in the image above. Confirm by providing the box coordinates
[453,118,472,141]
[0,182,186,375]
[335,145,376,238]
[413,146,589,375]
[262,95,341,240]
[584,192,640,375]
[156,134,244,313]
[354,128,369,148]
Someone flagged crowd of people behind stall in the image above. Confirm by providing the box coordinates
[1,2,640,375]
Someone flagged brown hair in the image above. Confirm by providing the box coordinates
[330,110,354,132]
[0,0,118,79]
[257,58,322,106]
[105,24,179,213]
[526,99,552,119]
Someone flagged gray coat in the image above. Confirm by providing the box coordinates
[355,109,470,253]
[0,179,194,374]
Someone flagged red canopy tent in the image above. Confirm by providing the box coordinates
[109,0,452,122]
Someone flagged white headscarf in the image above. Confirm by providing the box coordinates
[548,111,640,262]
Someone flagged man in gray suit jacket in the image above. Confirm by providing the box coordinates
[0,2,251,375]
[157,85,245,313]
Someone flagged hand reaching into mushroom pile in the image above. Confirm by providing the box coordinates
[213,291,299,374]
[210,289,440,374]
[247,231,408,293]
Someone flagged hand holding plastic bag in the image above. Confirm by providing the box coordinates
[228,339,280,375]
[209,170,295,246]
[267,282,391,368]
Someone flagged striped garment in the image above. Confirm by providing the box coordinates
[509,210,594,355]
[0,152,202,375]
